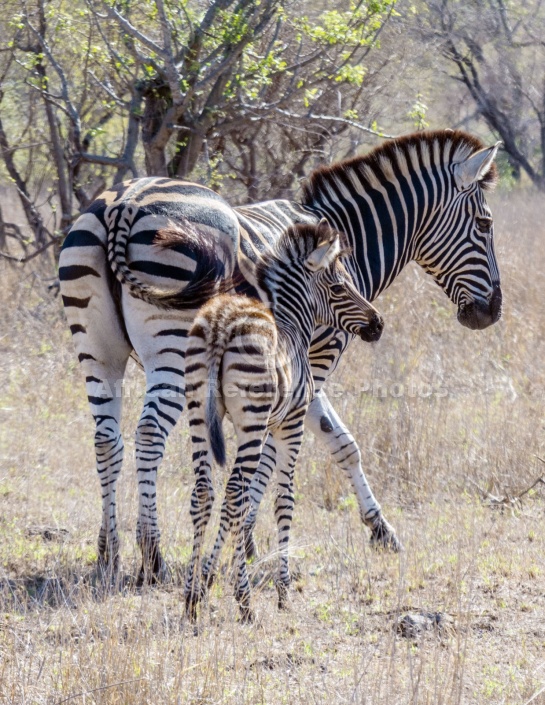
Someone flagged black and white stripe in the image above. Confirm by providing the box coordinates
[59,130,502,580]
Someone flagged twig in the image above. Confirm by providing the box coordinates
[0,238,59,263]
[54,677,148,705]
[257,107,397,139]
[523,682,545,705]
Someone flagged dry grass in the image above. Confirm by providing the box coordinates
[1,190,545,704]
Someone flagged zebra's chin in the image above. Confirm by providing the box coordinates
[457,286,502,330]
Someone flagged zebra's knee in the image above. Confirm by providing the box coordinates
[223,480,245,527]
[94,423,123,469]
[224,473,243,505]
[192,475,215,509]
[134,417,166,461]
[135,416,161,442]
[337,437,361,472]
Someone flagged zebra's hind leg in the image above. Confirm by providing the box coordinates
[134,380,184,586]
[184,376,217,620]
[59,212,132,584]
[87,363,129,586]
[243,434,276,560]
[271,418,304,611]
[203,449,264,622]
[306,391,401,552]
[184,468,215,621]
[95,409,124,586]
[124,305,189,586]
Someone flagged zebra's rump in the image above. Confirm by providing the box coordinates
[63,178,242,297]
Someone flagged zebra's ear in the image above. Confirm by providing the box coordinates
[305,229,341,272]
[453,142,501,190]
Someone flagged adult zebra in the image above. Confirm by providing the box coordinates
[59,130,502,583]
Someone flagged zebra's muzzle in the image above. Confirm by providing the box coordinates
[358,313,384,342]
[457,284,502,330]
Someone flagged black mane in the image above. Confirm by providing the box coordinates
[302,129,498,205]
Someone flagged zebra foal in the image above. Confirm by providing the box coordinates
[180,219,384,621]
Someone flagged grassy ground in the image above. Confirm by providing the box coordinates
[1,191,545,704]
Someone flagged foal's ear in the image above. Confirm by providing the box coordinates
[305,221,340,272]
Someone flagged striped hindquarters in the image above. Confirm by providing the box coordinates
[185,295,279,466]
[103,178,241,309]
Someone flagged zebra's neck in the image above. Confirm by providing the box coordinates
[258,265,316,356]
[301,157,449,302]
[237,181,442,305]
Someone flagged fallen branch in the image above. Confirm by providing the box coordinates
[54,677,149,705]
[468,471,545,509]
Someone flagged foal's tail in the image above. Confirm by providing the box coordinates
[205,350,226,467]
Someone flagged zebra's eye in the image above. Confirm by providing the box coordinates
[475,217,493,233]
[330,284,345,295]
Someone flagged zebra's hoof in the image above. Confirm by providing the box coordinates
[136,557,171,588]
[238,606,255,625]
[96,555,120,590]
[136,539,171,587]
[185,594,201,623]
[184,578,208,622]
[236,589,254,624]
[369,517,402,552]
[276,581,291,611]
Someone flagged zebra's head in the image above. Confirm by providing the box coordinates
[303,129,503,331]
[301,221,384,342]
[414,136,502,330]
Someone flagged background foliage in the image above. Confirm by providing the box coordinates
[2,0,544,263]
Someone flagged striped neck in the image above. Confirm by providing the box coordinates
[304,163,443,302]
[257,260,316,351]
[301,130,494,303]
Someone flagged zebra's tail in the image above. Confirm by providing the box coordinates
[205,350,226,467]
[106,205,238,310]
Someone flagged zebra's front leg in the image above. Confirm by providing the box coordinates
[305,390,401,551]
[135,382,184,586]
[243,434,276,560]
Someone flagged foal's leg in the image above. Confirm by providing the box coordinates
[271,410,305,609]
[202,447,263,622]
[184,346,220,620]
[243,433,276,559]
[203,409,270,620]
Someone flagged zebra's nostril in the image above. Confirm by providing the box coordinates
[371,314,384,332]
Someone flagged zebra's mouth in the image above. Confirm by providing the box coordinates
[457,284,502,330]
[358,314,384,342]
